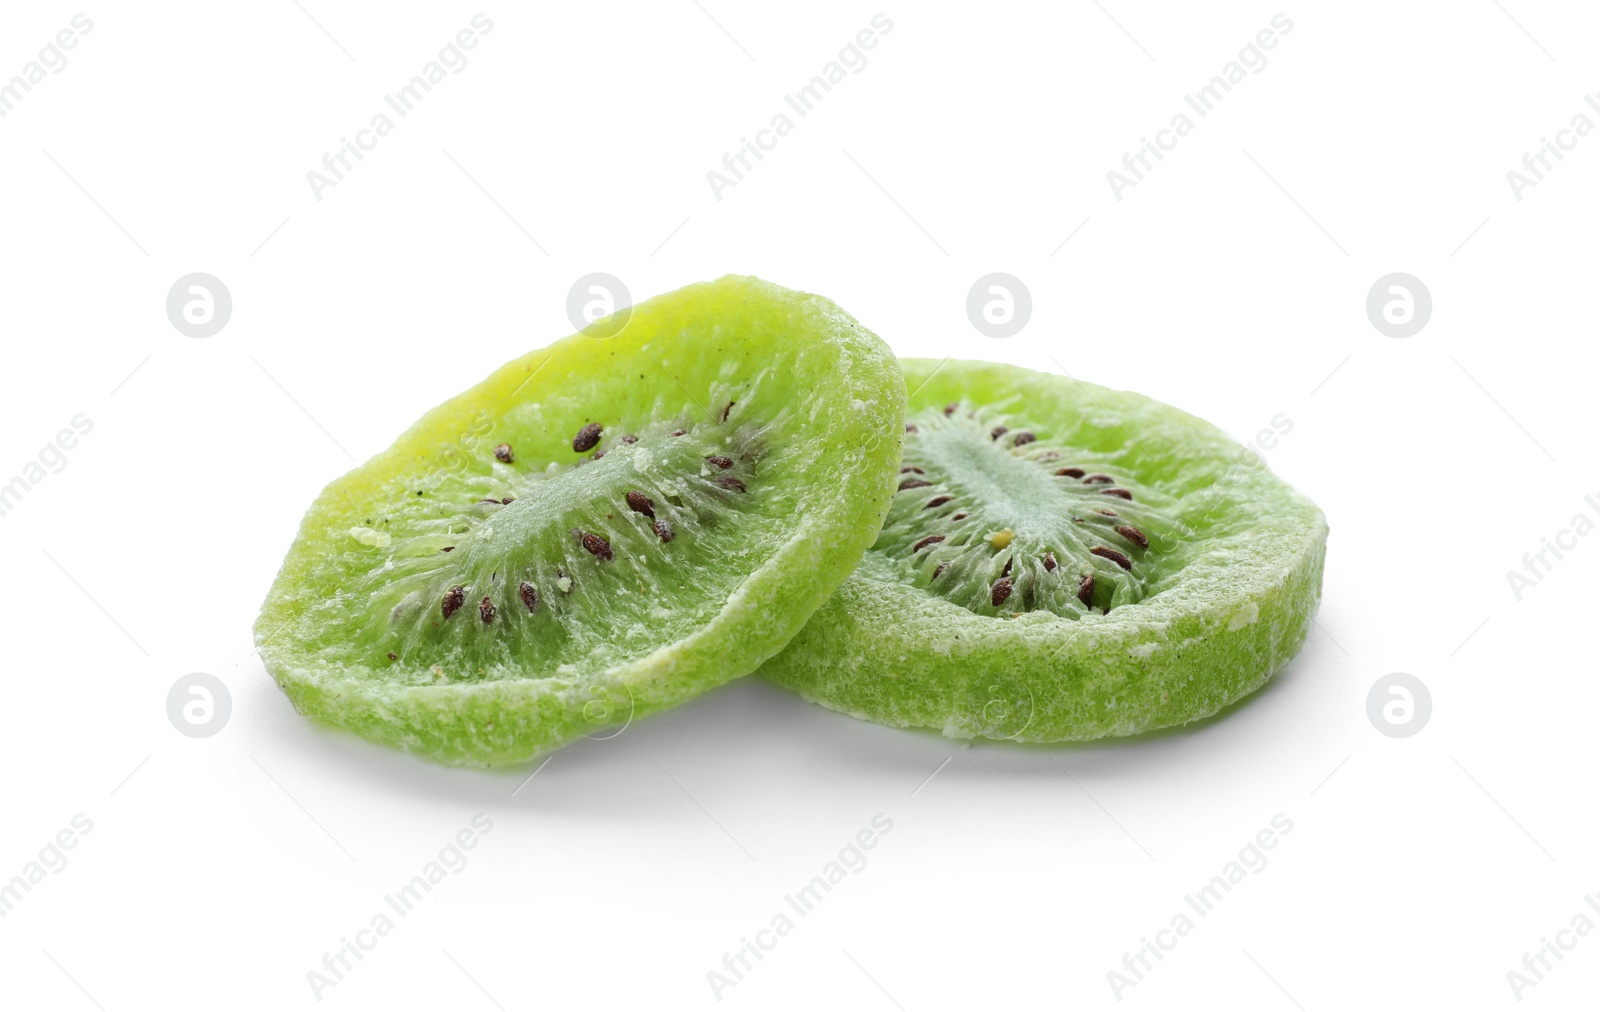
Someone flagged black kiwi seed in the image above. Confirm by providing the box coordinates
[991,577,1013,606]
[1056,467,1085,478]
[441,546,455,552]
[933,564,947,578]
[1012,431,1035,446]
[592,449,606,460]
[479,597,496,624]
[1116,525,1149,548]
[944,403,958,415]
[625,490,655,517]
[716,476,747,492]
[906,424,919,433]
[1092,546,1132,571]
[1096,508,1119,517]
[899,478,933,490]
[654,519,674,542]
[519,582,539,613]
[990,426,1008,440]
[951,512,968,520]
[387,651,398,660]
[669,428,686,437]
[1077,573,1095,606]
[1084,474,1114,484]
[573,423,603,452]
[1103,488,1133,500]
[900,466,925,474]
[477,498,504,505]
[442,586,466,619]
[581,532,614,560]
[621,434,639,444]
[925,495,953,509]
[1001,558,1013,577]
[912,535,945,553]
[706,455,734,469]
[1043,552,1058,571]
[493,443,514,463]
[722,401,735,422]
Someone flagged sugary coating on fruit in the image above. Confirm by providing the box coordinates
[761,359,1328,743]
[256,276,905,766]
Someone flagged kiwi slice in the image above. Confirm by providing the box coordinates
[255,276,903,766]
[760,358,1328,742]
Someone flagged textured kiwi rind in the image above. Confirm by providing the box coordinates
[759,358,1328,743]
[255,276,904,766]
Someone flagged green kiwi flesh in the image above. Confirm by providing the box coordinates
[255,276,904,766]
[759,358,1328,742]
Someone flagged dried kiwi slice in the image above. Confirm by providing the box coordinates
[760,359,1328,742]
[256,276,903,766]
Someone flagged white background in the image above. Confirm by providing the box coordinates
[0,2,1595,1009]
